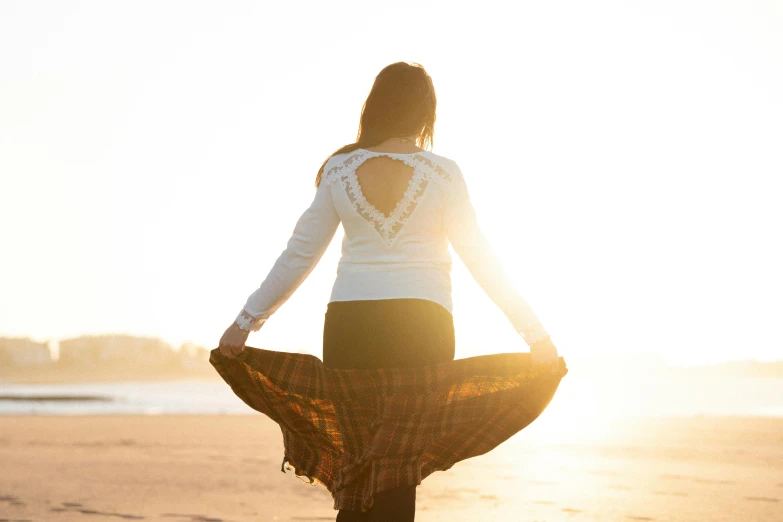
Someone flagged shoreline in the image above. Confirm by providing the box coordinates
[3,356,782,385]
[0,367,222,385]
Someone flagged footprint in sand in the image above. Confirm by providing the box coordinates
[627,516,655,521]
[0,494,25,507]
[430,490,463,500]
[694,477,735,485]
[561,507,583,513]
[51,502,145,519]
[161,514,228,522]
[744,497,779,503]
[84,510,143,519]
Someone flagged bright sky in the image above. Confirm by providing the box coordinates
[1,0,781,366]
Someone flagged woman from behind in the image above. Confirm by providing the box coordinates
[214,61,565,522]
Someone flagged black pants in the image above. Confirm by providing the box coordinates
[323,298,456,522]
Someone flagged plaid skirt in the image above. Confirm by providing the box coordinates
[209,344,567,512]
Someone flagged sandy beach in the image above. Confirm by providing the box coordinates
[1,415,781,522]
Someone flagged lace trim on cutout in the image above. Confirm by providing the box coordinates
[235,309,267,332]
[324,150,452,246]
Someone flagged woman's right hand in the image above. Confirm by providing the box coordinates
[530,336,560,367]
[219,322,250,359]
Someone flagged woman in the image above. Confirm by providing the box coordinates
[212,62,566,522]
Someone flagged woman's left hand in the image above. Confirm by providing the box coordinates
[219,322,250,358]
[530,336,562,375]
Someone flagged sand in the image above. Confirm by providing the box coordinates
[0,415,781,521]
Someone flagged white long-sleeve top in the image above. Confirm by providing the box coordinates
[235,148,550,346]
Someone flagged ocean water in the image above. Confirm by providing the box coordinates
[1,373,781,417]
[0,381,253,415]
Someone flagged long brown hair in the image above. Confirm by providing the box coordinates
[315,62,437,187]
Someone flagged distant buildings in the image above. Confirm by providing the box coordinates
[0,335,211,372]
[58,334,180,368]
[0,338,53,366]
[0,334,216,381]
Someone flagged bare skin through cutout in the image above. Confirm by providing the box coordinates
[354,156,416,217]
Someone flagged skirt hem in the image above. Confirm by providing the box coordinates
[210,346,567,512]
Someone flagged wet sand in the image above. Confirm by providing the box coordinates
[0,415,780,521]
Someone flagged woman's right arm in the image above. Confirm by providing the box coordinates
[444,161,557,360]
